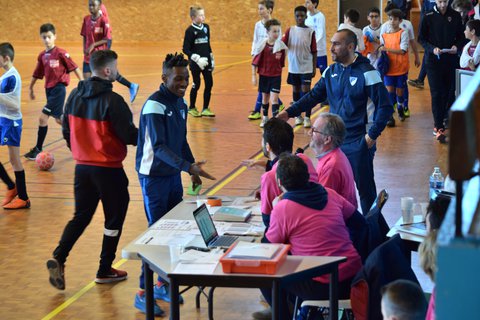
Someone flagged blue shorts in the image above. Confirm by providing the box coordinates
[259,75,281,94]
[83,61,91,74]
[383,74,407,89]
[287,73,312,86]
[43,84,66,119]
[0,118,22,147]
[317,55,328,73]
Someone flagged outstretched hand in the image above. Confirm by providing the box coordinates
[189,160,216,180]
[276,111,289,122]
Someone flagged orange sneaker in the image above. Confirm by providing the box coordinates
[3,197,30,210]
[2,187,17,206]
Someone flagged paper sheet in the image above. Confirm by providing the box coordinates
[173,262,218,274]
[135,230,196,246]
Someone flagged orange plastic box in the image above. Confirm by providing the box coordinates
[220,244,291,275]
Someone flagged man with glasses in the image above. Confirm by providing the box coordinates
[309,113,357,208]
[278,29,392,214]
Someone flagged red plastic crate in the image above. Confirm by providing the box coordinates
[220,244,291,274]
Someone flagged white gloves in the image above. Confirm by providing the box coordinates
[191,54,208,70]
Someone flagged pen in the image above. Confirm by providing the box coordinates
[144,237,154,244]
[400,221,425,226]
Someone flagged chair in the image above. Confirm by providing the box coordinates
[295,190,390,319]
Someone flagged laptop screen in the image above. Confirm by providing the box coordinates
[193,204,218,245]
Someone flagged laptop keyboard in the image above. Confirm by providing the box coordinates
[211,235,237,247]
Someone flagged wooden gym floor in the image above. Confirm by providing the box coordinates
[0,41,446,319]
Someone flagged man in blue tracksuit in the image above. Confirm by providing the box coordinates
[133,53,215,315]
[278,29,393,215]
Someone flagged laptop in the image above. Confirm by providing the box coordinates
[193,204,238,248]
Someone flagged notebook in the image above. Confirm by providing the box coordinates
[193,204,238,248]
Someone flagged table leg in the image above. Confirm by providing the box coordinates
[272,280,280,320]
[208,287,216,320]
[329,267,339,320]
[170,278,180,320]
[143,262,154,320]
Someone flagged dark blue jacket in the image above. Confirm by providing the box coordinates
[136,84,195,177]
[286,54,392,144]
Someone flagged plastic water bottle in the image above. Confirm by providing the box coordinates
[429,167,445,199]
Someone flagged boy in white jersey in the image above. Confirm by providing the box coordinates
[363,7,382,67]
[338,9,365,52]
[380,2,420,118]
[282,5,317,128]
[248,0,285,120]
[305,0,327,74]
[0,43,30,209]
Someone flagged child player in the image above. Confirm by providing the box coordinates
[282,5,317,128]
[362,7,382,68]
[25,23,83,160]
[252,19,287,128]
[460,19,480,70]
[338,9,366,52]
[380,9,410,124]
[81,0,139,103]
[305,0,328,76]
[248,0,285,120]
[0,43,30,209]
[183,4,215,117]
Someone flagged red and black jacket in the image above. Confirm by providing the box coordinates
[62,77,138,168]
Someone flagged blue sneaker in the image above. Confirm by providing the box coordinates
[134,293,165,316]
[154,284,184,304]
[129,83,139,103]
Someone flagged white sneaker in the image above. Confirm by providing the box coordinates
[303,117,311,128]
[260,116,268,128]
[295,116,304,126]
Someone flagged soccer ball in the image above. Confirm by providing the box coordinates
[35,151,55,171]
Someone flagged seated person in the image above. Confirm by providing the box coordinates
[259,118,318,229]
[381,279,428,320]
[252,153,362,320]
[309,113,358,208]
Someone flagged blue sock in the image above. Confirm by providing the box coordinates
[388,91,397,106]
[254,92,262,113]
[397,95,405,109]
[404,84,409,109]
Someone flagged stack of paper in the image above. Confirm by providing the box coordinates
[211,206,252,222]
[227,242,282,260]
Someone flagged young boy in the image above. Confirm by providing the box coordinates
[381,279,427,320]
[282,5,317,128]
[252,19,287,127]
[248,0,285,120]
[183,5,215,117]
[381,2,420,120]
[380,9,410,124]
[25,23,83,160]
[305,0,328,75]
[363,7,382,67]
[81,0,139,103]
[460,19,480,70]
[338,9,366,52]
[0,43,30,209]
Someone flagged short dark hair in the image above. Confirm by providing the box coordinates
[259,0,275,11]
[467,19,480,35]
[381,279,427,320]
[265,19,281,31]
[452,0,474,11]
[310,0,319,7]
[40,23,56,34]
[345,9,360,24]
[276,153,310,191]
[337,29,358,49]
[90,50,118,72]
[263,118,294,156]
[294,5,307,14]
[368,7,381,15]
[388,8,404,19]
[162,52,189,74]
[0,43,15,62]
[427,194,451,230]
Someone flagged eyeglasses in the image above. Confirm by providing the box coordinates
[310,128,329,136]
[368,15,380,18]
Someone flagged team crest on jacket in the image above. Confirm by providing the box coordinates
[204,27,208,34]
[447,16,452,22]
[349,77,358,86]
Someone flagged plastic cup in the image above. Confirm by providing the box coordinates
[420,202,429,219]
[401,197,414,224]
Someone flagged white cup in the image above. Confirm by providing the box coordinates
[169,244,184,264]
[401,197,414,224]
[420,202,429,219]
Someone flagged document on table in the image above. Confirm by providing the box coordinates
[149,219,195,231]
[172,249,223,274]
[135,229,196,246]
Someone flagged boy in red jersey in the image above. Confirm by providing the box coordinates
[252,19,287,127]
[25,23,83,160]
